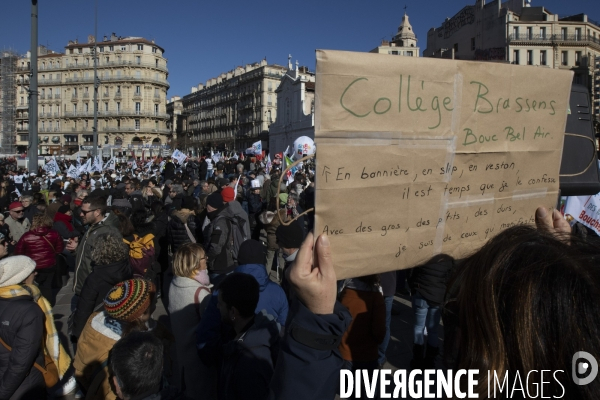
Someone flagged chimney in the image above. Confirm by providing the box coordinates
[103,35,108,42]
[111,32,117,42]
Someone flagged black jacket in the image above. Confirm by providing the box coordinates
[0,294,45,400]
[408,259,453,306]
[71,258,133,339]
[199,160,208,179]
[167,209,197,254]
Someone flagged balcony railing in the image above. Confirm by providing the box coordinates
[509,33,600,47]
[65,75,169,87]
[63,60,168,73]
[62,110,170,119]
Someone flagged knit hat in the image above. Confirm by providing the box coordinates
[206,192,223,209]
[57,205,71,214]
[276,220,305,248]
[237,239,267,265]
[112,198,132,209]
[221,186,235,202]
[60,194,72,204]
[104,279,155,322]
[278,193,288,205]
[9,202,23,211]
[0,256,36,287]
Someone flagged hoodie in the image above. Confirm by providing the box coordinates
[235,263,288,326]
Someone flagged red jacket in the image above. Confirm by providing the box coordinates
[15,227,64,270]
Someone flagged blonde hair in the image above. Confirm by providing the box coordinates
[31,213,53,230]
[172,243,206,278]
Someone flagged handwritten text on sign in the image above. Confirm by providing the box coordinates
[314,50,573,279]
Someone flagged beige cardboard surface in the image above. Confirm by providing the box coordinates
[314,50,573,279]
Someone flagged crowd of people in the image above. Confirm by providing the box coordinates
[0,154,598,400]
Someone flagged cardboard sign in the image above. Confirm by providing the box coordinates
[314,50,573,279]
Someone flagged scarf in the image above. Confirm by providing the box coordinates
[0,284,71,379]
[53,212,74,231]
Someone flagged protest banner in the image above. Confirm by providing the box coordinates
[43,157,59,176]
[172,149,187,165]
[67,165,78,178]
[314,50,573,279]
[252,140,262,155]
[563,173,600,235]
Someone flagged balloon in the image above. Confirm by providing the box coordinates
[291,136,315,160]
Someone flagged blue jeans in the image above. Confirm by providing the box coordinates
[377,295,393,365]
[412,291,441,347]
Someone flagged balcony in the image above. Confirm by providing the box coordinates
[102,92,110,98]
[508,33,600,49]
[83,93,90,99]
[38,78,62,86]
[54,94,61,99]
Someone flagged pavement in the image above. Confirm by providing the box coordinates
[50,268,443,399]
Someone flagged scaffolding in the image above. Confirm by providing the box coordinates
[0,51,18,155]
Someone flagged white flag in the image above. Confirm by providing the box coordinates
[171,149,187,165]
[105,157,116,171]
[145,159,154,170]
[67,164,78,178]
[76,154,81,168]
[252,140,262,155]
[212,152,221,164]
[284,145,290,157]
[43,158,59,176]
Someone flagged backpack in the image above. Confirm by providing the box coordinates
[224,215,249,264]
[123,233,156,278]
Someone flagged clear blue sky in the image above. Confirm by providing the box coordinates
[1,0,598,98]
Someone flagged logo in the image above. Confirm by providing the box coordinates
[1,321,8,326]
[572,351,598,386]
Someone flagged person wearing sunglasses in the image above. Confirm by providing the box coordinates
[5,202,29,243]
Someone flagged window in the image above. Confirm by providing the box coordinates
[453,43,458,53]
[135,70,141,79]
[575,28,581,41]
[120,45,126,51]
[471,37,475,51]
[84,120,88,128]
[134,119,140,130]
[117,120,121,128]
[575,51,581,66]
[109,45,114,51]
[406,51,413,56]
[135,85,141,95]
[73,88,78,96]
[527,27,533,40]
[155,59,158,68]
[116,102,120,112]
[562,51,568,66]
[540,50,547,65]
[527,50,533,65]
[268,95,272,106]
[105,102,109,112]
[154,88,159,97]
[561,28,567,40]
[105,57,109,63]
[137,44,144,51]
[84,103,89,112]
[268,81,272,91]
[540,27,546,39]
[152,47,157,53]
[99,46,104,52]
[513,26,519,38]
[73,104,77,113]
[513,50,520,65]
[69,49,73,54]
[117,85,121,94]
[83,135,93,142]
[135,102,141,114]
[78,48,82,54]
[155,121,159,130]
[154,104,159,115]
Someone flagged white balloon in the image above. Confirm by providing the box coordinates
[291,136,316,160]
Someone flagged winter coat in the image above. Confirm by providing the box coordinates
[218,311,280,400]
[0,294,45,400]
[204,205,236,275]
[338,281,386,363]
[167,209,197,255]
[263,209,288,250]
[5,216,29,243]
[168,276,212,399]
[22,206,37,225]
[199,160,208,179]
[408,258,453,306]
[247,192,262,214]
[225,201,251,239]
[73,212,122,296]
[71,258,132,340]
[163,162,175,181]
[235,264,288,325]
[15,227,64,270]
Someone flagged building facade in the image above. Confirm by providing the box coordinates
[11,33,170,158]
[424,0,600,123]
[175,59,287,156]
[268,61,315,156]
[370,12,420,57]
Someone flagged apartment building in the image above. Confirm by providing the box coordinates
[370,12,420,57]
[13,33,169,157]
[176,59,287,155]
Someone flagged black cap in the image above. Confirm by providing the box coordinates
[275,220,304,248]
[237,239,267,265]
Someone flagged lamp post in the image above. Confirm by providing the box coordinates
[28,0,39,174]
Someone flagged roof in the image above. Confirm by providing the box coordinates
[64,37,165,53]
[38,53,64,58]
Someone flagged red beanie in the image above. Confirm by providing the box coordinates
[221,187,235,202]
[9,202,23,211]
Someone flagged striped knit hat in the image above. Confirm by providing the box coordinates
[104,279,155,322]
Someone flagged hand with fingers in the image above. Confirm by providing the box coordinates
[535,206,571,241]
[287,232,337,315]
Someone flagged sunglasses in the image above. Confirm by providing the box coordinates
[11,210,24,214]
[80,208,98,216]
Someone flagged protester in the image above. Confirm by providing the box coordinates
[15,214,64,305]
[168,243,213,399]
[5,201,30,242]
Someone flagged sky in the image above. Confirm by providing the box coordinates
[1,0,598,98]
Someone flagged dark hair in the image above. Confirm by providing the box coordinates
[110,332,163,398]
[130,208,148,227]
[116,211,135,237]
[356,274,380,289]
[447,225,600,398]
[220,273,259,318]
[83,196,108,214]
[150,201,163,217]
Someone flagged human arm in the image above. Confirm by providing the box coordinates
[53,231,64,254]
[13,235,26,256]
[535,206,571,239]
[70,277,99,340]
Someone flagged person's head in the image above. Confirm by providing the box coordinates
[104,279,157,333]
[30,213,52,230]
[8,201,24,221]
[200,180,209,193]
[20,195,33,208]
[275,220,304,256]
[111,198,132,218]
[221,186,235,203]
[0,214,5,225]
[173,243,207,279]
[206,192,224,214]
[448,225,600,398]
[124,183,135,196]
[193,179,200,187]
[169,184,183,198]
[217,272,259,325]
[237,239,267,266]
[0,255,36,287]
[91,234,129,266]
[110,332,163,400]
[287,191,299,207]
[80,196,108,225]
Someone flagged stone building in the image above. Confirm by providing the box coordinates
[370,12,420,57]
[176,59,287,155]
[424,0,600,122]
[268,59,315,156]
[13,33,170,158]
